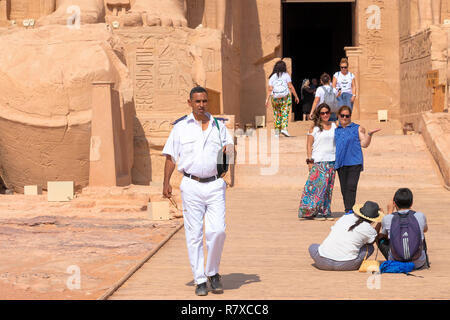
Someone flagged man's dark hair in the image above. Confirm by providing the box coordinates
[394,188,413,209]
[190,86,208,100]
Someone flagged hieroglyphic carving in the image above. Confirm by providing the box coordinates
[134,48,155,112]
[400,29,433,114]
[204,48,221,72]
[400,29,431,64]
[133,117,172,137]
[365,1,385,79]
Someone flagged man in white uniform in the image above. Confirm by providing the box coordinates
[162,86,234,296]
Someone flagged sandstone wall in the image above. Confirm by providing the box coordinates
[239,0,282,127]
[0,24,133,192]
[113,26,239,185]
[399,26,449,127]
[7,0,55,21]
[354,0,401,120]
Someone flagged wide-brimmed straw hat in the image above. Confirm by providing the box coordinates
[353,201,384,223]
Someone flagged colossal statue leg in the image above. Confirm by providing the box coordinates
[38,0,104,26]
[431,0,441,25]
[121,0,187,27]
[418,0,433,29]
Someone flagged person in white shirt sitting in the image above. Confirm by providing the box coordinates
[308,201,383,271]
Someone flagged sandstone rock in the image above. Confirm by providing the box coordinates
[0,24,132,192]
[37,0,105,26]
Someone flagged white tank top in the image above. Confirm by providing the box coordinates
[309,123,336,162]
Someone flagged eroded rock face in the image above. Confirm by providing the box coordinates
[0,24,132,192]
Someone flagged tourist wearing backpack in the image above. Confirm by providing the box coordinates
[377,188,429,270]
[266,60,300,137]
[332,58,357,111]
[309,73,339,121]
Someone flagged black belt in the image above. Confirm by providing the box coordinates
[184,172,219,183]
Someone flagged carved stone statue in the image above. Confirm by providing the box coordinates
[36,0,188,27]
[418,0,441,30]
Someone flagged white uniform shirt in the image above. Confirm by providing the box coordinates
[162,113,234,178]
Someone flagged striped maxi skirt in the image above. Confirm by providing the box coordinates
[298,161,336,218]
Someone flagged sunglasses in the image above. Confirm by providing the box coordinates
[339,114,351,118]
[340,66,348,69]
[320,111,330,115]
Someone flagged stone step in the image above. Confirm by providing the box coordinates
[234,165,439,189]
[261,119,403,136]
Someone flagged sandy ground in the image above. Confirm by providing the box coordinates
[0,185,182,299]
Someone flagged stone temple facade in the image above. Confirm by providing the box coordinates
[0,0,448,192]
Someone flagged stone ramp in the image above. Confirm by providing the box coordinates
[110,187,450,300]
[109,133,450,299]
[235,133,442,189]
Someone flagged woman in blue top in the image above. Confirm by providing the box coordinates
[334,106,381,214]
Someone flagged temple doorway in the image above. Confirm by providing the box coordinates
[282,1,354,120]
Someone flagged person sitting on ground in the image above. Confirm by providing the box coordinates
[308,201,383,271]
[377,188,429,270]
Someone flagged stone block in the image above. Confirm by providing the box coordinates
[378,110,388,122]
[255,116,266,128]
[148,201,170,220]
[47,181,74,202]
[24,185,42,195]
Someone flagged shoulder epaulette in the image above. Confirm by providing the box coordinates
[214,117,229,122]
[171,115,187,125]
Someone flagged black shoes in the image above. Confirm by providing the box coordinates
[195,282,208,296]
[208,273,224,294]
[195,274,224,296]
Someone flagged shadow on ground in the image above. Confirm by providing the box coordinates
[185,273,261,290]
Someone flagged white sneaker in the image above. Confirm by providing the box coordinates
[281,129,290,137]
[274,129,280,137]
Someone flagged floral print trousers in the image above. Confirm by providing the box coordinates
[271,95,291,131]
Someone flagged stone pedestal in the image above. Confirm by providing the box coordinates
[89,82,132,187]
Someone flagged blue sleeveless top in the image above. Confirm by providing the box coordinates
[334,122,363,170]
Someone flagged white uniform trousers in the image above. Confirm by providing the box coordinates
[180,176,226,285]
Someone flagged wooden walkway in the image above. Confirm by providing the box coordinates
[110,134,450,299]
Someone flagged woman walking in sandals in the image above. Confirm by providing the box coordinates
[298,103,337,220]
[265,60,299,137]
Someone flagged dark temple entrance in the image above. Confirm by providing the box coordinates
[282,1,354,120]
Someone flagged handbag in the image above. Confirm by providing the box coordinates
[214,118,229,178]
[359,245,380,273]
